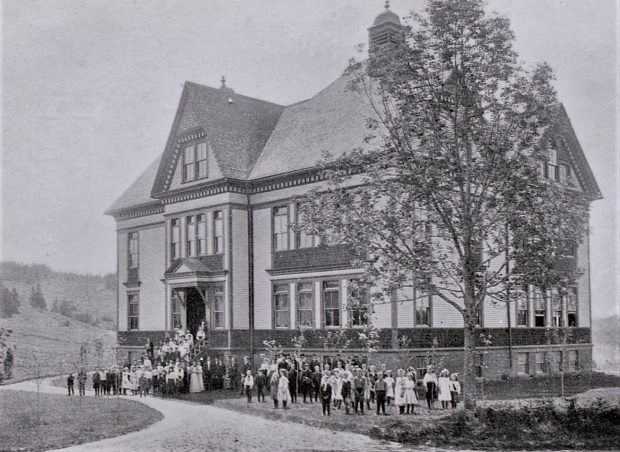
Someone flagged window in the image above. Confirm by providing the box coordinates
[273,284,290,328]
[295,205,318,248]
[213,211,224,254]
[516,288,528,326]
[349,282,369,327]
[128,293,139,330]
[186,216,196,257]
[415,295,431,326]
[551,351,562,373]
[475,353,484,377]
[171,292,182,329]
[323,281,340,327]
[196,214,206,255]
[128,232,138,268]
[535,351,548,374]
[533,288,545,327]
[551,288,562,327]
[567,287,578,327]
[567,350,578,372]
[297,282,314,327]
[170,219,181,260]
[213,285,225,328]
[547,148,558,181]
[560,164,572,182]
[182,141,208,182]
[414,356,430,378]
[517,352,529,375]
[273,206,289,251]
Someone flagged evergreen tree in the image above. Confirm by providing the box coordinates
[0,285,19,318]
[29,284,47,310]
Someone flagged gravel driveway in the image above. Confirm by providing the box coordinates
[2,378,409,451]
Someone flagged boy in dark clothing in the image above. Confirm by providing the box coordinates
[92,371,101,396]
[353,369,366,414]
[341,374,352,414]
[66,374,74,396]
[375,372,387,415]
[77,369,87,396]
[319,373,332,416]
[289,367,297,403]
[256,369,267,402]
[312,366,322,403]
[301,364,313,403]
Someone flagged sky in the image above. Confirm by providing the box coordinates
[1,0,618,319]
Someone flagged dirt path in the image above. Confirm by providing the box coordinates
[2,379,413,451]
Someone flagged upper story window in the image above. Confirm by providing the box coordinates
[183,141,208,182]
[128,232,139,269]
[349,281,369,327]
[295,204,319,249]
[273,206,289,251]
[559,164,572,183]
[171,292,182,329]
[567,287,578,326]
[196,214,206,255]
[297,282,314,328]
[170,219,181,260]
[186,215,196,257]
[516,287,528,326]
[533,288,545,327]
[213,210,224,254]
[323,281,340,327]
[128,293,139,330]
[547,148,558,181]
[212,284,225,328]
[273,283,290,328]
[551,288,562,327]
[415,293,431,326]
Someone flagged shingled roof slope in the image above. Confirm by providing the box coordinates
[249,73,380,180]
[105,153,162,214]
[151,82,284,195]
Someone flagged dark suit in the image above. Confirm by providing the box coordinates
[320,382,332,415]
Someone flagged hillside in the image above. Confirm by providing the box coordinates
[593,315,620,372]
[0,302,116,382]
[0,261,116,329]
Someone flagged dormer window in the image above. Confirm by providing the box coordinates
[183,141,208,182]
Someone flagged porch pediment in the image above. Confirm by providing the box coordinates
[164,256,225,281]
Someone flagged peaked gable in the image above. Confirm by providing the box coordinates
[151,82,284,197]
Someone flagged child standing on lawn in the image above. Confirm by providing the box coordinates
[320,372,332,416]
[277,369,291,409]
[394,368,406,414]
[66,373,74,396]
[423,366,438,410]
[256,369,267,402]
[243,369,254,402]
[270,370,279,408]
[438,369,452,410]
[384,370,395,405]
[404,372,417,414]
[374,372,387,415]
[449,373,461,409]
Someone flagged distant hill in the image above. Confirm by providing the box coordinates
[592,315,620,372]
[0,261,116,330]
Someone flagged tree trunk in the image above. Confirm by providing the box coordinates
[462,321,477,410]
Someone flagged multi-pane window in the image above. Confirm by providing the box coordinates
[273,284,290,328]
[297,282,314,327]
[415,295,431,326]
[295,205,318,248]
[535,351,548,374]
[213,285,225,328]
[567,287,578,327]
[170,219,181,260]
[182,141,208,182]
[273,206,289,251]
[196,214,206,255]
[186,215,196,257]
[551,351,562,373]
[567,350,578,372]
[551,288,562,327]
[547,148,558,181]
[128,232,138,268]
[213,211,224,254]
[128,293,139,330]
[560,164,572,182]
[349,283,369,327]
[516,288,528,326]
[533,288,546,327]
[323,281,340,327]
[517,352,529,375]
[171,292,182,329]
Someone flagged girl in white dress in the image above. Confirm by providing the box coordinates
[437,369,452,409]
[449,373,461,409]
[394,368,406,414]
[122,367,132,395]
[277,369,292,409]
[197,361,205,392]
[404,372,418,414]
[333,370,343,408]
[189,362,201,393]
[384,370,395,405]
[130,366,139,395]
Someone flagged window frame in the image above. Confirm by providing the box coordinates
[272,206,290,251]
[567,350,578,372]
[182,140,209,183]
[186,215,196,257]
[322,280,341,328]
[295,203,318,249]
[517,352,529,375]
[127,292,139,331]
[535,351,548,374]
[212,284,225,329]
[196,213,206,256]
[273,283,290,329]
[414,292,431,327]
[348,280,370,328]
[567,287,578,327]
[533,288,546,327]
[128,231,139,269]
[213,210,224,255]
[296,282,314,328]
[170,218,181,261]
[171,291,183,330]
[516,287,528,327]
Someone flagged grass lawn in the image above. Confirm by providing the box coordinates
[0,390,163,451]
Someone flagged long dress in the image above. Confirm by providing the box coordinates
[334,377,343,401]
[197,364,205,392]
[385,376,395,399]
[438,376,452,401]
[277,376,291,403]
[130,370,139,391]
[394,376,405,406]
[189,365,201,393]
[404,379,417,404]
[122,371,132,391]
[270,374,279,400]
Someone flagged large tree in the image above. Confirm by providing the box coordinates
[299,0,588,407]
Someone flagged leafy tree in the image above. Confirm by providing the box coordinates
[0,328,14,382]
[29,284,47,310]
[299,0,588,407]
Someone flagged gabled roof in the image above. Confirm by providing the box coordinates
[249,73,379,179]
[165,257,212,275]
[151,82,284,196]
[105,153,163,215]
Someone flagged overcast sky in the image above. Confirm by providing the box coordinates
[1,0,618,319]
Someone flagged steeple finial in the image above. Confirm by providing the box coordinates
[384,0,390,10]
[220,76,226,88]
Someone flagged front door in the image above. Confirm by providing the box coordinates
[186,287,206,336]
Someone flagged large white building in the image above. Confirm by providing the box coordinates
[106,6,601,377]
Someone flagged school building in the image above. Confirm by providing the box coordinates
[105,6,602,378]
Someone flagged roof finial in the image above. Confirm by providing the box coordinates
[220,76,226,88]
[384,0,390,10]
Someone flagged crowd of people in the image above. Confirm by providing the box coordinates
[65,326,462,417]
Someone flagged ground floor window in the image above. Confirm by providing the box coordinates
[550,350,562,373]
[516,288,528,326]
[273,284,290,328]
[213,285,225,328]
[171,292,182,329]
[297,282,314,328]
[323,281,340,327]
[551,288,562,327]
[534,289,545,327]
[567,350,578,372]
[415,295,430,326]
[128,293,139,330]
[536,351,548,374]
[517,352,529,375]
[567,287,578,327]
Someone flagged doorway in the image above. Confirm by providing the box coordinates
[186,287,206,336]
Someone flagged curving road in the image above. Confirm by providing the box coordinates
[2,378,411,451]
